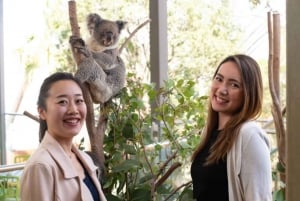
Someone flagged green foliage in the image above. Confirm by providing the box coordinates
[102,73,206,200]
[178,187,194,201]
[273,188,285,201]
[167,0,242,83]
[271,148,286,201]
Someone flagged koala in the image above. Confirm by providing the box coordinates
[70,13,127,104]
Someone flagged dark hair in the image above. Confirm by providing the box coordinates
[37,72,84,142]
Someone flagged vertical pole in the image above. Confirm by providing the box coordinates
[286,0,300,200]
[0,0,7,164]
[149,0,168,105]
[149,0,168,141]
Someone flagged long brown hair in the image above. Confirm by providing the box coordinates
[192,54,263,165]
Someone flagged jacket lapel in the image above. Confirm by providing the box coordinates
[41,133,78,179]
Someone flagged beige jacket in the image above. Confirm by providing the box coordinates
[20,132,107,201]
[227,121,272,201]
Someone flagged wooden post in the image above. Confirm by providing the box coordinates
[286,0,300,200]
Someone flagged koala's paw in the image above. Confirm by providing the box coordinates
[69,35,85,46]
[69,36,90,58]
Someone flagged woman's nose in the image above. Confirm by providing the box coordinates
[67,102,79,114]
[219,85,228,95]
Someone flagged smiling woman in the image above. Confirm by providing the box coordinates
[20,72,107,201]
[210,61,244,127]
[191,54,272,201]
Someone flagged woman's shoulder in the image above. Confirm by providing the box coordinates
[22,147,55,174]
[240,120,265,135]
[26,146,53,163]
[239,120,269,147]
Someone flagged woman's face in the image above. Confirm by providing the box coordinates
[210,61,244,118]
[38,80,87,140]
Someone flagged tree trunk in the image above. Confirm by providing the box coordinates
[68,0,106,174]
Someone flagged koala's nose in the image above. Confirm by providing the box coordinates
[107,32,113,41]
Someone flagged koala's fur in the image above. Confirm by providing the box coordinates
[70,13,127,103]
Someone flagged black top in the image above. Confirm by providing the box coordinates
[190,129,229,201]
[83,170,100,201]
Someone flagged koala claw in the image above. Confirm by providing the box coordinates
[69,35,85,46]
[69,36,90,57]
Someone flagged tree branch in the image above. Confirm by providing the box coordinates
[119,19,151,54]
[68,0,80,37]
[23,110,39,123]
[267,11,286,183]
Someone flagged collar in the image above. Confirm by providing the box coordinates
[40,132,97,179]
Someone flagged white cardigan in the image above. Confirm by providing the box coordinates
[227,121,272,201]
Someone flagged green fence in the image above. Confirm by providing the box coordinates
[0,164,24,201]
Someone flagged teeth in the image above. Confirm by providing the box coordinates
[216,96,227,103]
[65,119,78,124]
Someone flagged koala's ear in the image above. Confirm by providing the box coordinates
[116,20,127,32]
[87,13,102,34]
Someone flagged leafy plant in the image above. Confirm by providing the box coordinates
[100,73,207,200]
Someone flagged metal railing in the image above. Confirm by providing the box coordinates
[0,163,25,173]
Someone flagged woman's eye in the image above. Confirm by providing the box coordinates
[231,83,240,88]
[76,99,85,104]
[58,100,68,105]
[214,76,222,82]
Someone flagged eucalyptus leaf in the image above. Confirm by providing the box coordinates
[112,159,141,172]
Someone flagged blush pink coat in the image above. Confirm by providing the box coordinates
[20,132,107,201]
